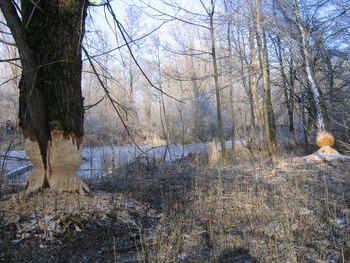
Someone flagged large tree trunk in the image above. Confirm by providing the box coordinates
[0,0,89,194]
[262,29,277,146]
[248,24,264,144]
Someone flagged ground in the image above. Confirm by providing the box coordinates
[0,147,349,262]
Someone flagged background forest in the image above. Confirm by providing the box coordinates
[1,0,349,153]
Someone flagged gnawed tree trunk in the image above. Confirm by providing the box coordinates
[294,1,336,153]
[0,0,89,194]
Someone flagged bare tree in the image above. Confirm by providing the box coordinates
[202,0,228,164]
[223,0,237,159]
[255,0,277,163]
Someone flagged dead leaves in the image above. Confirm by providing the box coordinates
[0,190,159,244]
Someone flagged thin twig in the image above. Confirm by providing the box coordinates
[0,57,20,62]
[105,2,184,104]
[83,96,105,111]
[0,38,16,46]
[82,46,144,153]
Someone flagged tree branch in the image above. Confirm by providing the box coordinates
[138,0,210,30]
[83,20,169,60]
[0,57,20,63]
[82,45,144,153]
[0,0,34,65]
[0,29,12,35]
[0,38,16,46]
[0,21,10,28]
[83,96,105,110]
[105,2,183,103]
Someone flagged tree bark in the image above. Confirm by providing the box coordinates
[294,1,335,151]
[288,55,296,140]
[263,29,277,146]
[249,24,264,143]
[0,0,89,194]
[225,4,236,161]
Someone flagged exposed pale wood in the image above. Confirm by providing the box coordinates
[24,130,90,194]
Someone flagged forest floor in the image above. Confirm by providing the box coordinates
[0,146,349,263]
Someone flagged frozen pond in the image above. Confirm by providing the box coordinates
[1,140,243,182]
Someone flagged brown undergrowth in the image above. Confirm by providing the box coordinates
[0,151,349,262]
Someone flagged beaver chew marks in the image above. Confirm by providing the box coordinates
[48,129,90,194]
[24,130,90,195]
[317,146,339,154]
[24,138,46,194]
[316,130,334,148]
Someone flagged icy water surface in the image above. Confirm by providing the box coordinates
[1,140,243,182]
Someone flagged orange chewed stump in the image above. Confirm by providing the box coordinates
[316,131,335,148]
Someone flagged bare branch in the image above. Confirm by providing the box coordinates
[84,20,169,59]
[82,45,144,153]
[0,38,16,46]
[0,74,21,87]
[138,0,210,30]
[159,0,208,18]
[25,0,45,29]
[0,21,10,28]
[0,29,12,35]
[0,57,20,63]
[105,2,184,103]
[83,96,105,110]
[28,0,44,13]
[88,0,112,7]
[0,0,34,65]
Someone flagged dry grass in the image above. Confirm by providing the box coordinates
[143,135,167,147]
[208,140,220,168]
[0,149,349,262]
